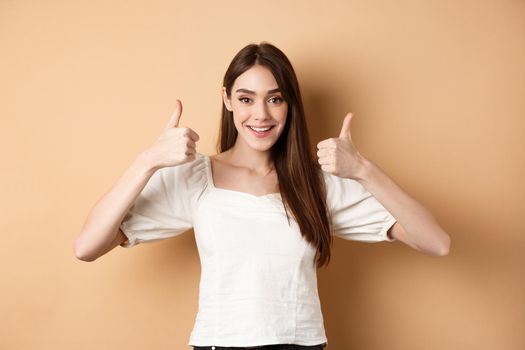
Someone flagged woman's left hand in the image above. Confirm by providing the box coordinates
[316,112,369,180]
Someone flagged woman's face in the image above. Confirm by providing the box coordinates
[222,64,288,152]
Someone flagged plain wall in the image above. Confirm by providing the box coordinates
[1,0,524,349]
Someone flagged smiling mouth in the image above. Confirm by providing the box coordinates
[247,125,274,132]
[246,125,275,137]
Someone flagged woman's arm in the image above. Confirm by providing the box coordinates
[317,112,451,256]
[74,100,199,261]
[73,152,158,262]
[356,158,451,256]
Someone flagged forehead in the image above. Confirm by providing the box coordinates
[232,65,279,91]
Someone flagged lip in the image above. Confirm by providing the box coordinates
[246,125,275,138]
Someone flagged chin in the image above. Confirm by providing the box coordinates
[237,127,284,151]
[247,142,275,152]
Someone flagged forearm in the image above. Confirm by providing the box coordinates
[356,157,450,255]
[74,151,159,261]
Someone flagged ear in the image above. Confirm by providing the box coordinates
[222,86,233,112]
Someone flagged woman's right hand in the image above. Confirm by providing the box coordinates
[142,99,200,170]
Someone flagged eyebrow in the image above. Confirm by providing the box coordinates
[235,88,281,95]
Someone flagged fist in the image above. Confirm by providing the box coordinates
[145,99,200,169]
[316,112,367,180]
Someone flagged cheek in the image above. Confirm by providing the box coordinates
[233,110,250,128]
[277,106,288,123]
[236,111,252,125]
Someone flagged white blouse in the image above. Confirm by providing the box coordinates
[119,152,397,348]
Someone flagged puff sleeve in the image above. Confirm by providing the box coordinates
[119,153,208,248]
[323,171,397,242]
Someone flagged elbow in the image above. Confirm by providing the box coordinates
[73,237,98,262]
[435,233,451,257]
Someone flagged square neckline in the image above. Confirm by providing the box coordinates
[203,154,282,199]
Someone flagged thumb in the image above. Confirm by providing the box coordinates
[164,99,183,130]
[338,112,353,140]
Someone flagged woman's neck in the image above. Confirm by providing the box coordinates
[222,142,274,176]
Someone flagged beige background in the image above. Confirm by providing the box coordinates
[1,0,524,349]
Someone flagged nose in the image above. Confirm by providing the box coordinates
[253,100,271,121]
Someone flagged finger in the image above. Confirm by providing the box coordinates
[185,128,200,142]
[164,99,183,130]
[317,138,336,149]
[320,164,333,173]
[317,156,331,165]
[185,139,196,149]
[338,112,353,140]
[317,148,331,158]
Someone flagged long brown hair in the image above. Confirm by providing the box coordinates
[216,41,333,268]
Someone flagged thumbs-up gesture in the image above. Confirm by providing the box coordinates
[144,99,200,170]
[316,112,367,180]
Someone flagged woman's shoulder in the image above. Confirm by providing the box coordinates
[321,169,369,201]
[159,152,210,191]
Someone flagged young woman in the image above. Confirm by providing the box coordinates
[74,42,451,350]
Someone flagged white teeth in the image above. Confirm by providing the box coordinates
[249,126,272,132]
